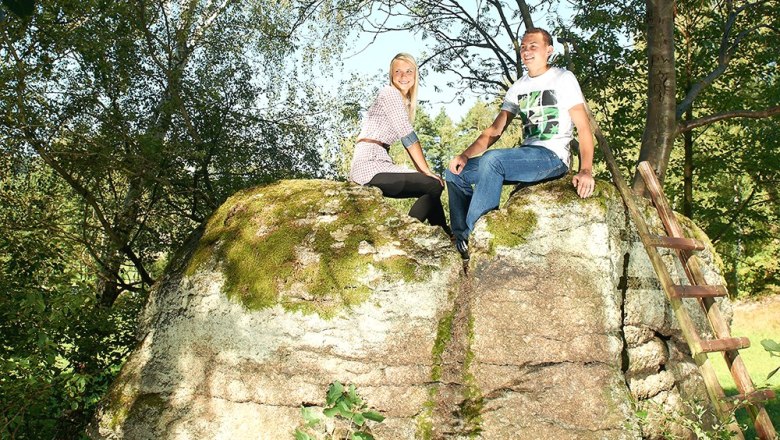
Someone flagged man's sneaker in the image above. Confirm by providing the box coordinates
[455,239,470,261]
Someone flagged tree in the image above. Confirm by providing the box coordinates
[0,0,366,436]
[0,0,358,306]
[0,153,145,438]
[635,0,780,192]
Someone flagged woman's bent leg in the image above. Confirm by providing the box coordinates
[367,173,448,231]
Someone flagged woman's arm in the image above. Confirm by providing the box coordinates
[406,142,443,186]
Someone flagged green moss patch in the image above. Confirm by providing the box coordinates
[485,177,616,254]
[431,311,455,382]
[514,176,613,211]
[185,180,440,317]
[416,391,436,440]
[459,314,483,438]
[485,202,538,254]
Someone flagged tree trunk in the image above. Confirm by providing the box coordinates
[683,105,693,218]
[633,0,677,196]
[97,247,124,308]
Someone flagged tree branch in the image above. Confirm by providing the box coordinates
[677,106,780,133]
[676,0,773,117]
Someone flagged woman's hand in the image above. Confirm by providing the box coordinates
[425,171,445,187]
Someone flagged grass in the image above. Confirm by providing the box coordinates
[709,295,780,438]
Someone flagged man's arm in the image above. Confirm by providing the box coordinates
[448,110,515,175]
[569,103,595,198]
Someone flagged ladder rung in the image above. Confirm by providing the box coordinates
[722,389,777,410]
[647,235,705,250]
[699,337,751,353]
[670,285,728,298]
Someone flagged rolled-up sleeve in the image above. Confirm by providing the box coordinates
[400,131,419,148]
[500,100,519,115]
[379,86,418,149]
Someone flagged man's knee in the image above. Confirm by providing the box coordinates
[480,150,504,173]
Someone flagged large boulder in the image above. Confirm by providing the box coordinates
[89,178,728,439]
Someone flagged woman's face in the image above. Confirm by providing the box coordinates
[391,59,415,95]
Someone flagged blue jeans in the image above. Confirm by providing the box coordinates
[445,145,568,241]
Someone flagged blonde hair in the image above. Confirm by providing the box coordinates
[389,53,418,122]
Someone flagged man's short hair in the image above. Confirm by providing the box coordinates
[523,27,553,46]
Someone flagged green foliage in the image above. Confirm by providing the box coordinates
[668,402,743,440]
[578,1,780,298]
[761,339,780,380]
[0,157,144,439]
[294,381,385,440]
[636,400,743,440]
[0,0,369,437]
[1,0,34,17]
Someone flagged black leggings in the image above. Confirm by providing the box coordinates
[367,172,450,233]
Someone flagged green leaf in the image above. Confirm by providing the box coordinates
[349,383,358,402]
[294,429,312,440]
[336,399,353,419]
[636,410,648,420]
[2,0,35,18]
[760,339,780,354]
[352,412,365,426]
[362,411,385,422]
[768,366,779,380]
[323,407,340,418]
[300,407,319,426]
[327,381,344,405]
[351,432,374,440]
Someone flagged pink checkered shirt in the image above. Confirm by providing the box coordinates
[349,86,419,185]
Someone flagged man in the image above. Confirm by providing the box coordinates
[445,27,595,261]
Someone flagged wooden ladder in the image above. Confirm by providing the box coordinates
[587,110,778,439]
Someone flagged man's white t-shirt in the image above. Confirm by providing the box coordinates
[500,67,585,168]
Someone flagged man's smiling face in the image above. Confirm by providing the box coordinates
[520,32,553,76]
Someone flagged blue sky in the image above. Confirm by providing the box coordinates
[338,30,482,123]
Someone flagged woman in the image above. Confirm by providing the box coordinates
[349,53,451,235]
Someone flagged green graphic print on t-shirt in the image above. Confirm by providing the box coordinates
[517,89,560,141]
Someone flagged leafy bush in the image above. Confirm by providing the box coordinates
[294,381,385,440]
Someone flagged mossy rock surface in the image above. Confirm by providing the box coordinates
[186,179,448,317]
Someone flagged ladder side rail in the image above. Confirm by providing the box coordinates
[637,162,735,332]
[586,110,743,438]
[637,162,777,440]
[680,246,777,439]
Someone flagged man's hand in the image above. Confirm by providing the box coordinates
[448,154,469,175]
[572,169,595,198]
